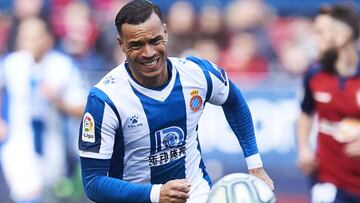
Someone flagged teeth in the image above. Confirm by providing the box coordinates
[143,59,157,66]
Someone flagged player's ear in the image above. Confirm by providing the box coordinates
[163,23,168,42]
[117,35,126,53]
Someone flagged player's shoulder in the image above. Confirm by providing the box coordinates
[93,63,128,95]
[304,63,322,81]
[170,56,220,73]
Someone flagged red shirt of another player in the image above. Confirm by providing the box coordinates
[301,64,360,195]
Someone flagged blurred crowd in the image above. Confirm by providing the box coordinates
[0,0,359,202]
[0,0,332,87]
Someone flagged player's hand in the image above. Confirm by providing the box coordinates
[249,167,274,191]
[345,136,360,158]
[297,146,316,175]
[159,179,191,203]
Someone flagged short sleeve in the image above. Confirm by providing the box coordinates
[185,56,230,106]
[300,66,319,115]
[79,88,119,159]
[206,61,230,105]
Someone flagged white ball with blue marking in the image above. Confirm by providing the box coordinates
[207,173,276,203]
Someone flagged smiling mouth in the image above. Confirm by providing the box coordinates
[140,58,160,66]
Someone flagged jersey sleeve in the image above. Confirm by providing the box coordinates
[207,61,230,105]
[79,87,119,159]
[222,81,263,169]
[300,66,318,115]
[185,56,230,105]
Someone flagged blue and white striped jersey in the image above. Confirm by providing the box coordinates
[79,56,261,202]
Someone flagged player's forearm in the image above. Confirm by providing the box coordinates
[80,157,153,203]
[222,81,262,169]
[297,112,313,150]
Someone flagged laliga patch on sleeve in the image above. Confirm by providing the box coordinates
[82,112,95,143]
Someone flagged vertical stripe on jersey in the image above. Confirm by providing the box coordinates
[79,88,122,152]
[109,126,124,179]
[80,87,125,179]
[196,133,211,186]
[130,73,187,184]
[186,56,217,186]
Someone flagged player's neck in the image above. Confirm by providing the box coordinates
[336,43,359,77]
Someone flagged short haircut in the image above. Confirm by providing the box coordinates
[319,4,360,40]
[115,0,163,36]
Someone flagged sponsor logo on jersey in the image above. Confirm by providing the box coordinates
[313,91,332,103]
[82,112,95,143]
[148,146,186,167]
[127,114,143,128]
[190,90,203,112]
[155,126,185,152]
[150,126,186,166]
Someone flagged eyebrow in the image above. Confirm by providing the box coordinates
[150,36,163,43]
[127,35,163,47]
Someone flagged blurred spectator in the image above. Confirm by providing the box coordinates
[220,32,269,83]
[272,18,317,74]
[224,0,278,72]
[196,3,228,49]
[7,0,47,52]
[0,17,85,203]
[166,1,196,56]
[192,38,221,64]
[0,14,11,56]
[224,0,270,32]
[55,1,105,85]
[94,0,129,68]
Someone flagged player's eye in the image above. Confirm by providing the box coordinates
[129,45,141,50]
[150,37,163,45]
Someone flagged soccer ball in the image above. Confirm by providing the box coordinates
[207,173,276,203]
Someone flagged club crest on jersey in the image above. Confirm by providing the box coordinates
[190,90,203,112]
[82,112,95,143]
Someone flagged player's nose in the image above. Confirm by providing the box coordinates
[141,44,156,58]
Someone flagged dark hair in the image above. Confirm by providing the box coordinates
[115,0,163,36]
[319,4,360,40]
[318,5,360,74]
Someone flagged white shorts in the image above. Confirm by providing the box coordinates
[187,178,210,203]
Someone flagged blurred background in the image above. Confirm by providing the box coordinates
[0,0,359,202]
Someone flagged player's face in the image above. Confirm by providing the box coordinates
[313,15,352,56]
[119,12,168,87]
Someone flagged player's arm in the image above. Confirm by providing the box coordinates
[80,157,156,202]
[186,56,273,189]
[79,88,157,203]
[296,68,316,175]
[221,81,274,190]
